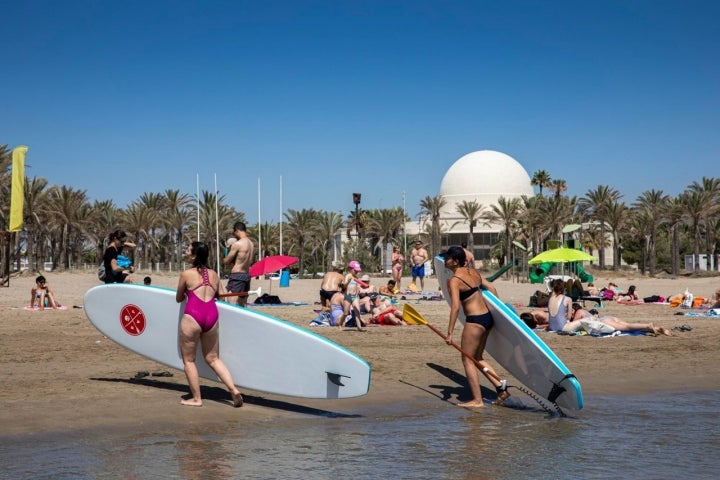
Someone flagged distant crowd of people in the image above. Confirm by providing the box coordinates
[522,276,720,336]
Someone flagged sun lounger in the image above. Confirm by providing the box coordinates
[580,295,603,308]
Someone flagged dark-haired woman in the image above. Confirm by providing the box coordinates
[176,241,243,408]
[443,245,509,407]
[103,230,136,284]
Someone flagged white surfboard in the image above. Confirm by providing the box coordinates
[84,284,371,399]
[433,256,583,410]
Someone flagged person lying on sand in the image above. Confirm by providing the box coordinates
[569,303,671,336]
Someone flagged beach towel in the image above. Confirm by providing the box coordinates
[309,311,332,327]
[580,319,616,336]
[251,301,308,307]
[23,305,68,311]
[680,309,720,318]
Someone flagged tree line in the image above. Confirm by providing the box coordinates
[2,145,718,277]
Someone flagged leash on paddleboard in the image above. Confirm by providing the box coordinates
[403,303,568,416]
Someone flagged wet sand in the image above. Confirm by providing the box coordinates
[2,269,719,436]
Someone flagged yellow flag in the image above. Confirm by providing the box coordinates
[9,146,28,232]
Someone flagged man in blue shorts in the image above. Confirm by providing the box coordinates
[410,240,429,292]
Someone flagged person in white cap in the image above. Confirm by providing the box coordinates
[357,274,377,313]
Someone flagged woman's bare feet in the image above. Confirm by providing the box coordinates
[232,390,244,408]
[651,324,672,336]
[458,399,485,407]
[657,326,672,336]
[180,398,203,407]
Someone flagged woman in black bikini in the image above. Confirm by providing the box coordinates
[443,246,509,407]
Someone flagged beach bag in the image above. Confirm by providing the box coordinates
[643,295,662,303]
[534,290,549,307]
[580,319,616,336]
[681,291,694,309]
[255,293,281,305]
[98,263,106,282]
[601,289,615,301]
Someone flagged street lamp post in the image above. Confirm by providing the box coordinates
[352,193,361,256]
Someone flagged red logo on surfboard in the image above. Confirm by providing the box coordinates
[120,304,146,336]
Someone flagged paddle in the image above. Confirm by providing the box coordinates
[402,303,502,383]
[218,287,262,299]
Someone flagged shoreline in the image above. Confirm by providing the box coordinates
[1,270,719,436]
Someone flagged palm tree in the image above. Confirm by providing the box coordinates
[284,208,319,276]
[665,196,686,275]
[88,200,122,262]
[22,176,50,271]
[688,177,720,269]
[578,186,622,269]
[681,189,710,273]
[486,197,522,271]
[455,200,485,253]
[538,195,578,247]
[312,210,345,271]
[162,189,194,266]
[249,221,279,257]
[419,195,446,256]
[551,179,567,198]
[605,201,629,270]
[45,185,89,269]
[133,192,165,268]
[517,195,545,257]
[530,170,552,196]
[182,190,238,270]
[367,207,406,273]
[633,189,669,275]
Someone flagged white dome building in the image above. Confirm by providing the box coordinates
[439,150,533,218]
[405,150,533,260]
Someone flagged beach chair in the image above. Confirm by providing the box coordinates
[580,295,604,308]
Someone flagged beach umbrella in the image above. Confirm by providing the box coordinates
[528,247,597,265]
[249,255,298,277]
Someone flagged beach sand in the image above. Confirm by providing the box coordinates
[1,269,719,436]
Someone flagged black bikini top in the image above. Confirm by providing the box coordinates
[454,275,480,302]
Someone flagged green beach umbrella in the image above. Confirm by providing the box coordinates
[528,247,597,264]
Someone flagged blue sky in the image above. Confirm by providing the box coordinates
[2,1,718,222]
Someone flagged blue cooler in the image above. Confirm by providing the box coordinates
[279,270,290,287]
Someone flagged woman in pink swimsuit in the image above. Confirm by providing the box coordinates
[391,245,404,291]
[176,241,243,408]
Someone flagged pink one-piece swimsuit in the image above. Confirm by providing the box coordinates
[184,267,219,332]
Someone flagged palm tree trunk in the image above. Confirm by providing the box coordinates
[672,225,680,274]
[599,224,606,269]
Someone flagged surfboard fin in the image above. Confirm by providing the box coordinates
[548,374,576,403]
[326,372,349,386]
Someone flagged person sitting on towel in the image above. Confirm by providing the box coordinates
[369,293,406,325]
[30,275,59,310]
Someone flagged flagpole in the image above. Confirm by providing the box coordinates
[257,177,262,262]
[6,146,28,287]
[403,190,407,253]
[196,174,200,242]
[214,174,220,272]
[279,175,283,256]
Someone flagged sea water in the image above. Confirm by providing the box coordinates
[1,389,717,480]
